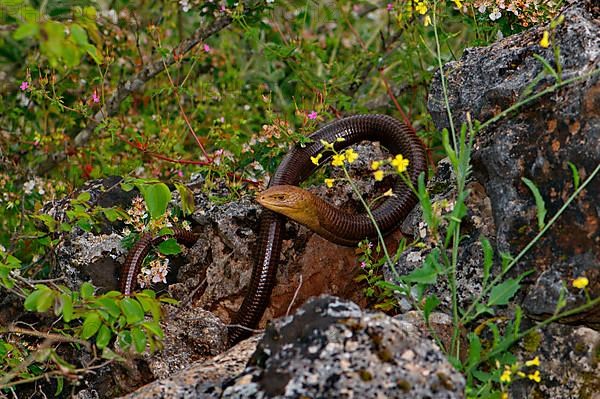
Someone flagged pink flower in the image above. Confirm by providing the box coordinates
[308,111,318,120]
[360,261,367,269]
[176,170,184,177]
[203,44,211,53]
[20,81,29,91]
[220,5,226,12]
[92,89,100,103]
[387,3,393,11]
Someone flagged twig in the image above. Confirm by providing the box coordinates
[285,275,303,317]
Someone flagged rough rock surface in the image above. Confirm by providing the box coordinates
[222,296,464,398]
[510,323,600,399]
[118,336,261,399]
[427,0,599,327]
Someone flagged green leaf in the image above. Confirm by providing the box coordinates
[101,347,125,361]
[174,182,196,216]
[76,191,91,203]
[80,282,95,299]
[567,162,580,191]
[487,278,521,307]
[102,208,121,222]
[120,298,144,324]
[34,214,57,233]
[81,312,102,339]
[481,237,493,285]
[137,183,171,220]
[55,376,64,396]
[95,324,112,349]
[24,286,54,312]
[135,294,161,321]
[13,22,39,40]
[521,177,547,230]
[441,128,458,169]
[97,297,122,319]
[70,23,88,46]
[131,326,147,353]
[60,293,73,322]
[85,44,103,64]
[404,249,441,284]
[423,294,440,322]
[157,238,181,255]
[141,321,164,339]
[467,332,481,369]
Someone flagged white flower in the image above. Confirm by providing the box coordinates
[23,180,35,194]
[489,10,501,20]
[478,5,486,13]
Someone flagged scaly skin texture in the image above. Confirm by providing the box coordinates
[229,114,427,344]
[120,228,198,296]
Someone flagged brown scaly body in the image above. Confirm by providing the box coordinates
[228,114,427,344]
[120,228,198,296]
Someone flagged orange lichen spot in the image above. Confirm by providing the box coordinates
[551,139,560,152]
[568,120,580,135]
[546,119,557,132]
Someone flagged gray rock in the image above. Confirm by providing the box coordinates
[510,323,600,398]
[222,295,465,399]
[427,0,599,327]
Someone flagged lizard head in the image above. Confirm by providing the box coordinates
[257,185,320,229]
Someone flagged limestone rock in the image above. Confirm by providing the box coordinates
[222,296,465,399]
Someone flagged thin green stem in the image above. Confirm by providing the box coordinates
[341,166,408,292]
[432,2,457,152]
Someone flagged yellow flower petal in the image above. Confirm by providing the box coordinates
[371,161,381,170]
[527,370,541,383]
[383,189,394,197]
[540,31,550,48]
[391,154,410,173]
[500,368,512,383]
[310,154,322,165]
[424,15,431,26]
[373,170,384,181]
[525,356,540,367]
[325,178,335,188]
[572,276,588,289]
[345,148,359,163]
[331,153,346,167]
[453,0,462,8]
[415,2,427,15]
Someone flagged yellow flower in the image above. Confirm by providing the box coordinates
[501,393,508,399]
[527,370,541,383]
[572,276,589,289]
[424,15,431,26]
[371,161,381,170]
[373,170,384,181]
[345,148,359,163]
[325,178,335,188]
[540,31,550,48]
[453,0,462,8]
[383,189,394,197]
[517,371,526,377]
[415,1,427,15]
[525,356,540,367]
[331,153,346,167]
[310,153,322,165]
[391,154,410,173]
[500,368,511,383]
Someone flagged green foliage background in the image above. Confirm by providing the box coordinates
[0,0,565,396]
